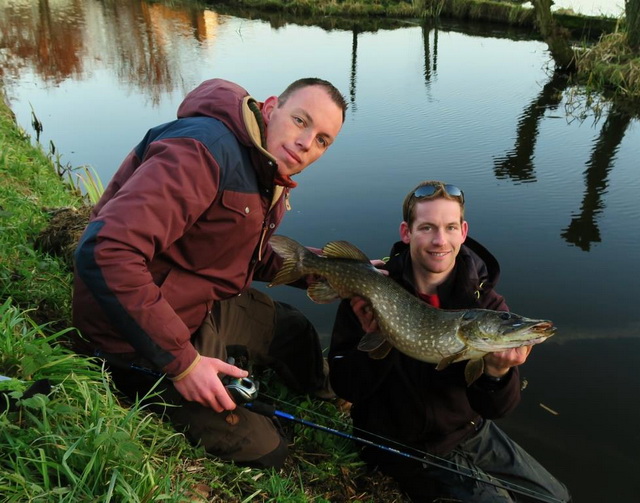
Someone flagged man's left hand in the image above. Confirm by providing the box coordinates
[483,345,532,378]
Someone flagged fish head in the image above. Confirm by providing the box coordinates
[458,309,555,352]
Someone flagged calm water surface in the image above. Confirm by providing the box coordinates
[1,1,639,500]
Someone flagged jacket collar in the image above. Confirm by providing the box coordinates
[384,236,502,308]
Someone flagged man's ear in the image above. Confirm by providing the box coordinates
[461,220,469,242]
[262,96,278,124]
[400,221,411,244]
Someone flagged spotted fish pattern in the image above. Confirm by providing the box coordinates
[269,235,555,385]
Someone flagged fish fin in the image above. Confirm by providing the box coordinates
[270,258,302,286]
[307,280,340,304]
[357,332,387,352]
[322,241,370,262]
[368,340,393,360]
[436,350,467,370]
[464,359,485,386]
[269,235,307,286]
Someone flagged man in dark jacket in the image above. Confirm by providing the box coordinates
[73,78,347,468]
[329,181,570,502]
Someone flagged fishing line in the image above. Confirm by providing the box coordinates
[256,392,566,503]
[93,352,565,502]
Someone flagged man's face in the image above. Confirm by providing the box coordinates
[400,198,468,278]
[262,85,343,177]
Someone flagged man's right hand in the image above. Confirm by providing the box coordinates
[350,296,378,333]
[172,356,248,412]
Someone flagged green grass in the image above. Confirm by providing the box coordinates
[577,31,640,100]
[0,299,241,502]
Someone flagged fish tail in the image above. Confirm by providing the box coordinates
[268,235,312,286]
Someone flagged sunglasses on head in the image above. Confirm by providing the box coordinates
[412,183,465,204]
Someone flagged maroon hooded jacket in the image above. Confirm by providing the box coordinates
[73,79,292,377]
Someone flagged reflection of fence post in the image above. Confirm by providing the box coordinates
[349,29,359,111]
[421,22,439,84]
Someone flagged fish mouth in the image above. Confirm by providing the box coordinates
[498,320,555,348]
[530,321,555,337]
[503,320,555,336]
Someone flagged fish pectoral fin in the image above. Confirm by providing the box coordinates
[307,280,340,304]
[368,340,393,360]
[357,332,387,352]
[269,235,304,286]
[436,350,467,371]
[322,241,370,262]
[464,359,485,386]
[269,259,301,286]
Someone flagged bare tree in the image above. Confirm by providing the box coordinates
[531,0,576,71]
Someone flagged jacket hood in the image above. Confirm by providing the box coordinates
[177,79,296,189]
[177,79,267,154]
[385,236,502,303]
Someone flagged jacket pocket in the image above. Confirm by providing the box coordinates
[220,190,262,222]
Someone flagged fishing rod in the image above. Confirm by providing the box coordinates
[93,351,565,503]
[245,399,565,503]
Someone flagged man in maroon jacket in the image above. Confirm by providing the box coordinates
[73,78,347,468]
[329,181,570,502]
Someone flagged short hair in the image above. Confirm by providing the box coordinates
[402,180,465,227]
[278,78,348,123]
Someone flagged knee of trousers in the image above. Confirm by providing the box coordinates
[242,434,288,469]
[168,402,288,467]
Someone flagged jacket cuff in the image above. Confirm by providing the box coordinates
[477,368,512,391]
[169,353,202,382]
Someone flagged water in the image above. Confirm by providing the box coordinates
[1,0,639,500]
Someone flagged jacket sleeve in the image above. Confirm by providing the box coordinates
[467,366,522,418]
[74,138,220,377]
[328,300,395,403]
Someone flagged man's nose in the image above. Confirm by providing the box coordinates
[296,131,314,150]
[431,230,446,245]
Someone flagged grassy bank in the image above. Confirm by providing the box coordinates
[0,93,406,501]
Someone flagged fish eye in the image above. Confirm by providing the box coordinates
[500,312,512,320]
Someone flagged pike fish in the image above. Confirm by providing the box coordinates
[268,235,555,385]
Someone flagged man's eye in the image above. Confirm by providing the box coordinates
[293,116,304,125]
[317,136,328,147]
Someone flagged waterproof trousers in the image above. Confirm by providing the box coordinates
[105,288,327,469]
[369,419,571,503]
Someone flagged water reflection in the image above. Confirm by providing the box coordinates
[561,106,632,250]
[2,0,638,253]
[493,72,569,183]
[0,0,224,103]
[350,29,359,111]
[421,23,438,84]
[0,0,86,83]
[493,68,637,251]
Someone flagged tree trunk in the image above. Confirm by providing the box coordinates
[627,0,640,49]
[532,0,576,71]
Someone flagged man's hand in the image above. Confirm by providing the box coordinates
[351,296,378,333]
[349,259,387,333]
[172,356,248,412]
[483,345,533,378]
